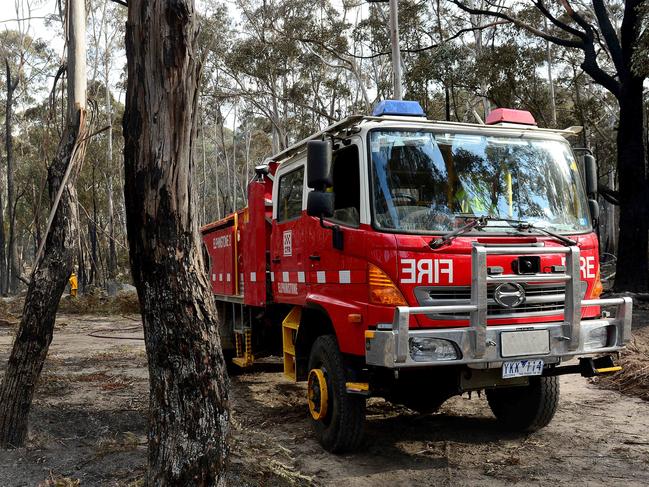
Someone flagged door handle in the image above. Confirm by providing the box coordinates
[272,257,281,264]
[309,255,321,261]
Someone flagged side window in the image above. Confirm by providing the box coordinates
[277,166,305,222]
[330,145,360,226]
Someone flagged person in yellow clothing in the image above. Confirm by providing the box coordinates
[69,272,78,297]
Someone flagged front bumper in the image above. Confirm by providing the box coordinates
[365,244,632,369]
[365,298,632,368]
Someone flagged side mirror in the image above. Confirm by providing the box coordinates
[307,140,332,190]
[307,191,334,218]
[306,140,343,250]
[584,154,598,195]
[588,198,599,225]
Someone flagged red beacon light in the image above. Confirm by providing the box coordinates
[486,108,537,126]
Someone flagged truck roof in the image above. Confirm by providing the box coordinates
[264,114,583,167]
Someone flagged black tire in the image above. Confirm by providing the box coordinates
[486,376,559,432]
[308,335,365,453]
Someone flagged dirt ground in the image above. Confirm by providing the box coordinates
[1,306,649,486]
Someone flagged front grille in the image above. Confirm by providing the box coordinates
[414,283,585,320]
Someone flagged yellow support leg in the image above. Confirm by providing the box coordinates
[282,306,301,381]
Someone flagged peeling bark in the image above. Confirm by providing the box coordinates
[123,0,230,484]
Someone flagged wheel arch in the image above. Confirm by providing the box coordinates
[295,303,336,381]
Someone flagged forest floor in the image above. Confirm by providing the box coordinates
[0,296,649,486]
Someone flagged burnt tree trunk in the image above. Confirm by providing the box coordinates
[611,0,649,292]
[0,110,86,447]
[0,0,87,448]
[614,78,649,292]
[123,0,229,484]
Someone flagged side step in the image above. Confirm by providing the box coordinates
[282,306,301,381]
[231,301,253,368]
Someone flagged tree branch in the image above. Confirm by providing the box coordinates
[454,0,621,98]
[581,41,621,97]
[533,0,586,40]
[598,184,620,205]
[452,0,584,48]
[559,0,595,35]
[591,0,624,74]
[402,21,510,54]
[0,16,49,24]
[300,21,509,60]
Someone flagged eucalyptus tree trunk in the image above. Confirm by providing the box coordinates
[122,0,229,483]
[200,108,207,225]
[213,120,221,219]
[0,111,86,447]
[0,0,87,448]
[544,18,557,127]
[105,58,117,278]
[102,3,117,279]
[106,173,117,278]
[3,60,18,295]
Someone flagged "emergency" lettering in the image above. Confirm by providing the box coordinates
[278,282,298,295]
[213,235,231,249]
[400,259,454,284]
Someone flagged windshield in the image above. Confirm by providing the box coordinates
[369,130,591,234]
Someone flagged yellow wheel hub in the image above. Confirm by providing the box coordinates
[307,368,329,421]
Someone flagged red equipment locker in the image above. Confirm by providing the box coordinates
[240,179,272,306]
[202,214,238,297]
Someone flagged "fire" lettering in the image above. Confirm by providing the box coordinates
[560,256,596,279]
[400,259,454,284]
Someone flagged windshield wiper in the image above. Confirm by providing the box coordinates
[513,221,577,246]
[429,217,487,249]
[429,215,577,250]
[476,216,577,246]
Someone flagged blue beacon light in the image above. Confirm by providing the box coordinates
[372,100,426,117]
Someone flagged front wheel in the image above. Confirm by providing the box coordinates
[307,335,365,453]
[486,376,559,432]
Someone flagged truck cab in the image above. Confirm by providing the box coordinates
[201,101,631,453]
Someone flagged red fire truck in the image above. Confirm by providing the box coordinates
[201,101,632,453]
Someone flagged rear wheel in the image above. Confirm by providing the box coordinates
[486,376,559,432]
[307,335,365,453]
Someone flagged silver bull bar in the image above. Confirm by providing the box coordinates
[365,245,633,368]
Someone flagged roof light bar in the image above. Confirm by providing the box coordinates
[372,100,426,117]
[486,108,537,126]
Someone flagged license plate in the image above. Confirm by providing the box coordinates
[502,359,544,379]
[500,330,550,358]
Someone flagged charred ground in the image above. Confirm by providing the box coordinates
[0,296,649,486]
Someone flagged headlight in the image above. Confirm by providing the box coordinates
[585,326,609,350]
[409,337,459,362]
